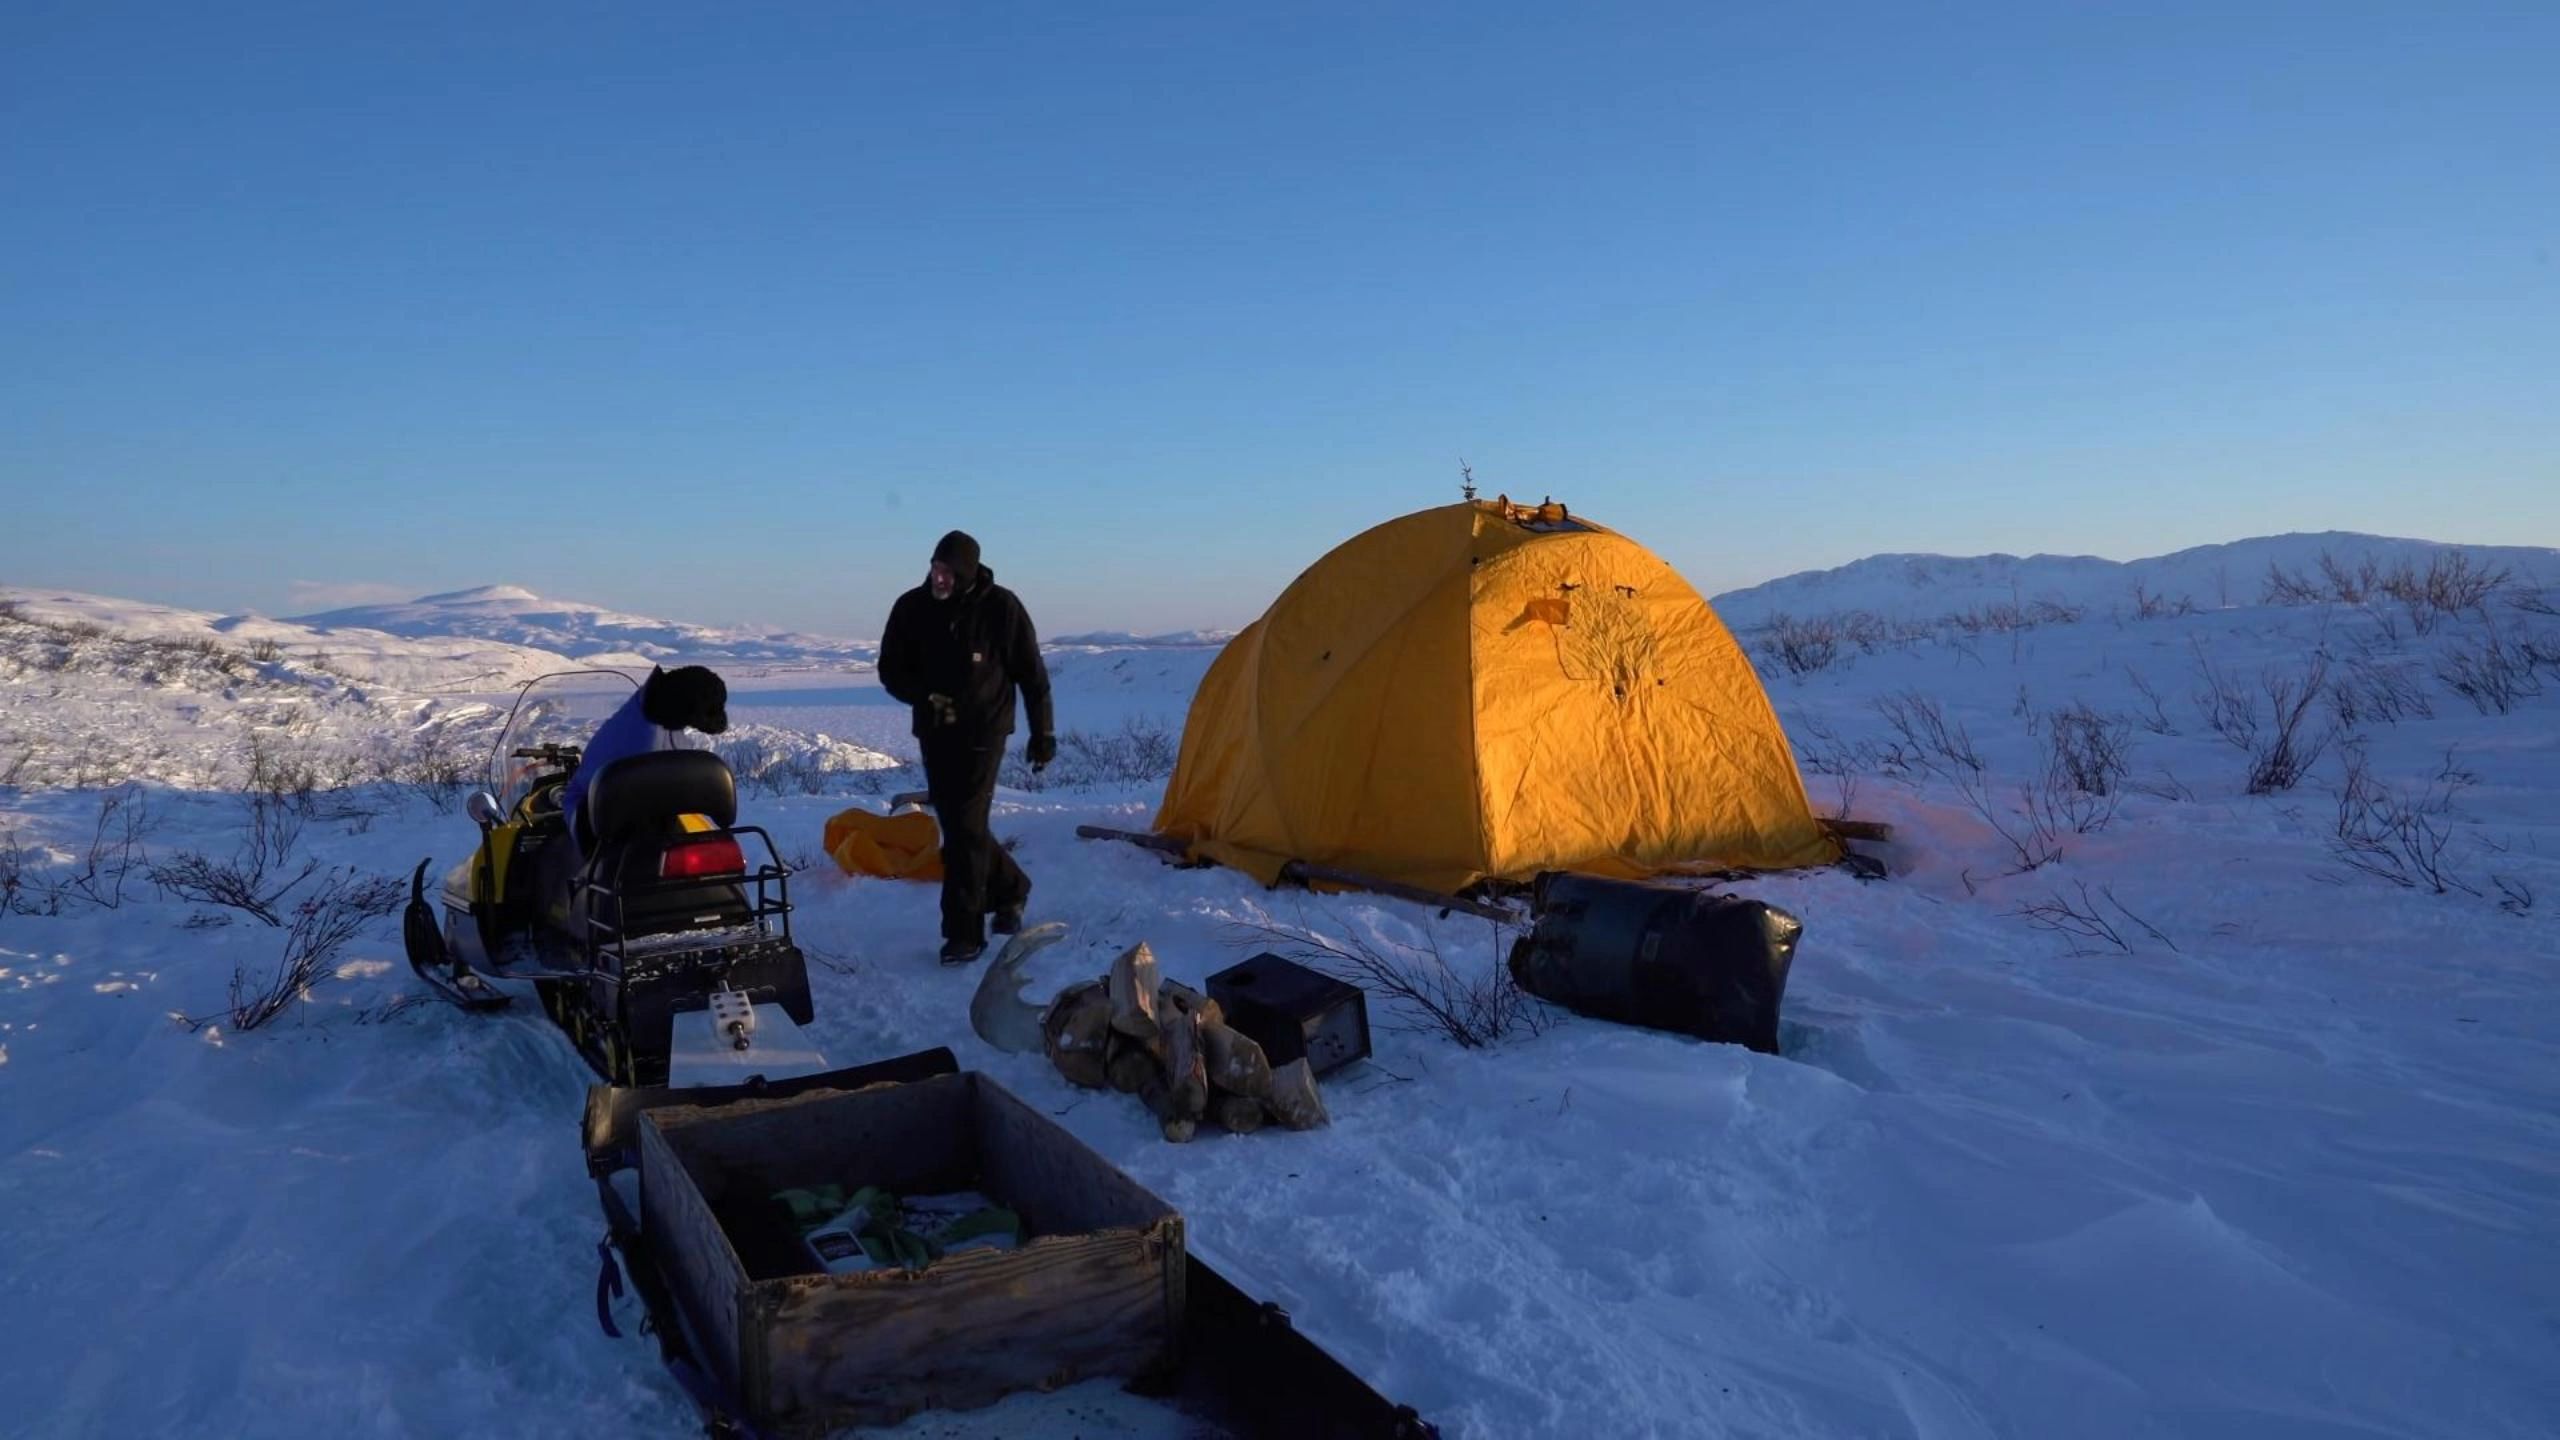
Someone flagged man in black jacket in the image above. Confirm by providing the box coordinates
[877,531,1056,964]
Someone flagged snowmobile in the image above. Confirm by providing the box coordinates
[403,669,818,1086]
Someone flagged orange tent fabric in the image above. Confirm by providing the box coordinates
[1151,497,1837,892]
[823,806,944,882]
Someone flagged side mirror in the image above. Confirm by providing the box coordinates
[464,791,505,829]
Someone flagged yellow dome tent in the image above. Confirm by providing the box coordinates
[1151,497,1838,893]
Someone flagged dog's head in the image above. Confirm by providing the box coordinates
[641,665,729,735]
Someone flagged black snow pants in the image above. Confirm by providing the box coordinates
[922,734,1028,944]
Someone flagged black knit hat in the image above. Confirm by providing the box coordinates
[932,530,982,590]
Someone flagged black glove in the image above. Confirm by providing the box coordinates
[926,693,959,729]
[1026,733,1057,771]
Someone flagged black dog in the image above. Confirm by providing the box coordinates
[641,664,729,735]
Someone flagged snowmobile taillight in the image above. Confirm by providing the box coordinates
[660,835,746,880]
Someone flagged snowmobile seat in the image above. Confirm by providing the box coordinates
[575,751,752,944]
[579,749,738,856]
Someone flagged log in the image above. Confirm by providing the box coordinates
[1212,1093,1268,1134]
[1264,1057,1330,1131]
[1106,943,1161,1040]
[1820,818,1895,843]
[1199,1021,1272,1100]
[1277,861,1520,924]
[1135,1074,1196,1144]
[1074,826,1522,924]
[1041,981,1112,1090]
[1105,1046,1158,1095]
[1075,825,1189,855]
[1159,993,1209,1121]
[1156,979,1224,1029]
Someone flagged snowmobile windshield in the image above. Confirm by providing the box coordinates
[490,670,641,814]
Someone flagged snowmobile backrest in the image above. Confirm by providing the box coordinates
[581,749,738,853]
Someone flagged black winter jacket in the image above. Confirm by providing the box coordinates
[877,566,1054,744]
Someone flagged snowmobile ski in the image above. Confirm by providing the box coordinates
[405,860,510,1012]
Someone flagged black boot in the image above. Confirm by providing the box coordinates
[939,937,987,966]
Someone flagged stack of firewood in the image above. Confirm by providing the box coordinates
[1040,942,1330,1143]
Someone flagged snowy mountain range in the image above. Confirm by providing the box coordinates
[1707,531,2560,629]
[1047,628,1236,650]
[287,585,876,669]
[11,531,2553,703]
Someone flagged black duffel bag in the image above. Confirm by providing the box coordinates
[1506,872,1803,1054]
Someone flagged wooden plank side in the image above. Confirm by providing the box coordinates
[753,1231,1177,1432]
[973,1075,1177,1237]
[649,1074,975,1203]
[638,1111,747,1399]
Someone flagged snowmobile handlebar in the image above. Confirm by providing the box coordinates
[510,743,584,767]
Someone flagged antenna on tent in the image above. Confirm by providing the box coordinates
[1459,459,1477,501]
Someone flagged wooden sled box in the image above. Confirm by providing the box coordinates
[638,1070,1185,1435]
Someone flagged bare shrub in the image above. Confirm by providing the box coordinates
[1874,690,1982,783]
[62,786,155,908]
[183,868,407,1032]
[2320,552,2384,604]
[2247,658,2334,794]
[2382,552,2509,634]
[0,788,157,916]
[2328,746,2475,895]
[2127,767,2196,803]
[2193,643,2333,794]
[1233,912,1543,1050]
[1791,716,1874,821]
[2261,560,2329,606]
[2331,655,2435,728]
[2436,620,2545,716]
[243,732,324,808]
[1760,613,1842,676]
[149,794,319,925]
[2034,703,2131,834]
[1950,601,2044,637]
[2189,639,2261,752]
[1837,610,1900,655]
[0,830,49,918]
[1004,716,1183,791]
[2130,583,2197,621]
[2124,668,2177,734]
[2010,881,2178,955]
[2358,597,2404,645]
[1875,691,2062,878]
[2493,875,2533,916]
[245,638,284,663]
[391,729,477,811]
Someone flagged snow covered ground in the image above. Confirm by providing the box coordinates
[4,542,2557,1439]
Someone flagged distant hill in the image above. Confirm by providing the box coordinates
[287,585,875,668]
[1708,532,2560,628]
[1046,629,1235,650]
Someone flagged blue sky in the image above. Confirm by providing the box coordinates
[3,1,2553,636]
